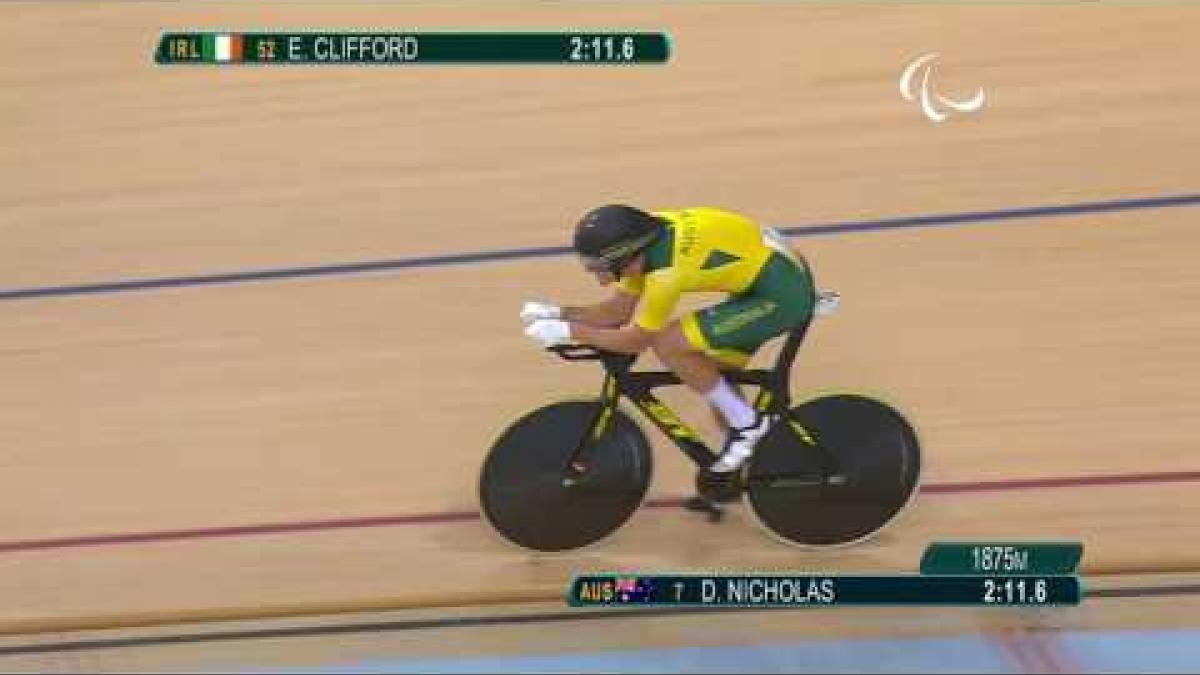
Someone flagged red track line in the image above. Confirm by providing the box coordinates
[994,630,1049,674]
[0,512,479,555]
[921,470,1200,494]
[993,631,1031,674]
[1,469,1197,556]
[1029,629,1074,675]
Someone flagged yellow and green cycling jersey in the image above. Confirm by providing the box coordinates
[617,207,817,367]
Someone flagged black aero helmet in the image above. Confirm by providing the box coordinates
[573,204,663,275]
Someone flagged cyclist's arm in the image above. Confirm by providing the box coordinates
[569,322,654,354]
[562,289,638,328]
[568,273,679,354]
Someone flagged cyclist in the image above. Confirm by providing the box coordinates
[521,204,817,491]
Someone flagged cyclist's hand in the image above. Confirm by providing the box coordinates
[524,319,572,348]
[520,301,562,326]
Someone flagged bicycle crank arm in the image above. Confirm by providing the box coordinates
[683,495,726,523]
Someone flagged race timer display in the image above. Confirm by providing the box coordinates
[570,574,1080,608]
[568,541,1086,608]
[155,32,671,65]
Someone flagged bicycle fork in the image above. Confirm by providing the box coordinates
[560,373,622,486]
[753,385,845,486]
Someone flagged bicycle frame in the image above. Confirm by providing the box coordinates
[552,318,830,478]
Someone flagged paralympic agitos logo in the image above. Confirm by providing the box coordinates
[899,52,985,123]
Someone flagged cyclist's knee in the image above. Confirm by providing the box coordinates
[649,321,693,357]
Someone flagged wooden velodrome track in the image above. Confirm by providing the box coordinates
[3,1,1200,670]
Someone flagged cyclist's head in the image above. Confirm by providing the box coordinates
[573,204,664,279]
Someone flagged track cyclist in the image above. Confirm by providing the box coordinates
[521,205,820,499]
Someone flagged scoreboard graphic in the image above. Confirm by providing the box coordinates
[568,542,1085,608]
[155,32,671,66]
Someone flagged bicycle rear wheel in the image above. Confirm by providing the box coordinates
[479,400,652,552]
[744,393,921,547]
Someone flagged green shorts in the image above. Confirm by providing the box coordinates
[681,252,816,368]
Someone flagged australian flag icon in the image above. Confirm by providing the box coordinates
[614,577,653,603]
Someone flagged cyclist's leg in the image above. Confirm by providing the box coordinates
[683,254,817,471]
[645,328,738,437]
[650,320,760,454]
[697,252,816,360]
[649,322,745,394]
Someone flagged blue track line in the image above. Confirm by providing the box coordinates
[3,192,1198,302]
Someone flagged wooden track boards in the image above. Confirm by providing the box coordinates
[1,0,1198,654]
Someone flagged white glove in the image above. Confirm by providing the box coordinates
[524,319,573,348]
[520,301,562,326]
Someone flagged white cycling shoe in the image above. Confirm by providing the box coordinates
[710,411,777,473]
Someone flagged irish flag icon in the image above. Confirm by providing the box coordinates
[201,33,243,62]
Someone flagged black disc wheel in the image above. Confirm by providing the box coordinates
[479,401,653,552]
[744,394,921,547]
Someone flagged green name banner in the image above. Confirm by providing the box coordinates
[568,574,1081,607]
[920,542,1084,575]
[155,32,670,65]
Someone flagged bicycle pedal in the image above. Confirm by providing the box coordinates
[696,469,744,504]
[683,495,725,523]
